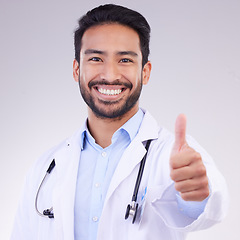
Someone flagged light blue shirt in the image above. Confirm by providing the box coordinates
[74,109,144,240]
[74,109,207,240]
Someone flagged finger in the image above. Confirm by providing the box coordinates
[173,114,187,152]
[180,187,210,201]
[174,177,209,193]
[170,151,205,178]
[170,166,192,182]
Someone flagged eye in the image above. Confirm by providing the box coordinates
[119,58,133,63]
[89,57,102,62]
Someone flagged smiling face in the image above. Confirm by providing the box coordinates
[73,23,151,120]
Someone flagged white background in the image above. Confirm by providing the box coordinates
[0,0,239,239]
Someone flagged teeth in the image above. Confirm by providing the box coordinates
[98,88,122,95]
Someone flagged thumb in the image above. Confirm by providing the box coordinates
[173,114,187,152]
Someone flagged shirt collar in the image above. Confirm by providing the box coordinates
[118,108,144,141]
[79,108,144,150]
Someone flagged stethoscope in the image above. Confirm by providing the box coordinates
[35,139,152,224]
[35,159,55,218]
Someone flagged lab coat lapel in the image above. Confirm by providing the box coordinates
[104,111,159,205]
[52,136,81,239]
[105,137,146,203]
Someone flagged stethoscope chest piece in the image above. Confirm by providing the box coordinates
[125,201,139,224]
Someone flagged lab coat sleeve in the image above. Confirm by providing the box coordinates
[149,135,229,232]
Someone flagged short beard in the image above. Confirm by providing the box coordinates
[79,77,143,120]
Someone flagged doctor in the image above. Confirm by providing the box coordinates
[11,4,228,240]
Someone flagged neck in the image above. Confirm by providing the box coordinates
[87,107,139,148]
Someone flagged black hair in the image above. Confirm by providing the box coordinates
[74,4,151,67]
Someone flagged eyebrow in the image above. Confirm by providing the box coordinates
[84,49,138,57]
[84,49,105,55]
[117,51,138,57]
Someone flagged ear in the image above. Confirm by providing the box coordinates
[73,59,80,82]
[142,61,152,85]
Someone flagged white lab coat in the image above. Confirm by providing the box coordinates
[11,111,228,240]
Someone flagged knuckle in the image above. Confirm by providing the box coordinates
[180,193,190,201]
[174,182,182,192]
[192,151,202,162]
[200,177,209,187]
[196,188,210,201]
[170,170,177,181]
[196,165,206,176]
[202,187,210,199]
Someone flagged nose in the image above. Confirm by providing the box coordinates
[99,61,121,82]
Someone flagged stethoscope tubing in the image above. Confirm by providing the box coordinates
[35,159,55,218]
[125,139,152,223]
[132,139,151,202]
[35,140,152,222]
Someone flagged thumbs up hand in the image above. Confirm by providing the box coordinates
[170,114,209,201]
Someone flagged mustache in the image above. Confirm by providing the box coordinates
[88,80,132,89]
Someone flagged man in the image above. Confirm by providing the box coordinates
[11,4,228,240]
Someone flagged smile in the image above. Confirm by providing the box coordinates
[97,88,123,96]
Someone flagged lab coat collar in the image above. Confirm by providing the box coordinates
[137,109,160,142]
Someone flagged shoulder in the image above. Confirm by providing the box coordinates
[139,110,174,150]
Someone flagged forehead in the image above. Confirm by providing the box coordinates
[81,23,141,54]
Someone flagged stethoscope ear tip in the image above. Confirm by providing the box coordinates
[43,209,54,218]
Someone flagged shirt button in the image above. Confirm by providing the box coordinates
[101,152,107,157]
[95,183,101,188]
[92,216,98,222]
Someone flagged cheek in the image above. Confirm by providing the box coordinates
[131,70,143,88]
[80,63,102,84]
[122,66,142,84]
[79,66,92,85]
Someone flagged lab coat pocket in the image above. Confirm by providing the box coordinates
[150,184,197,230]
[147,185,168,202]
[137,185,166,226]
